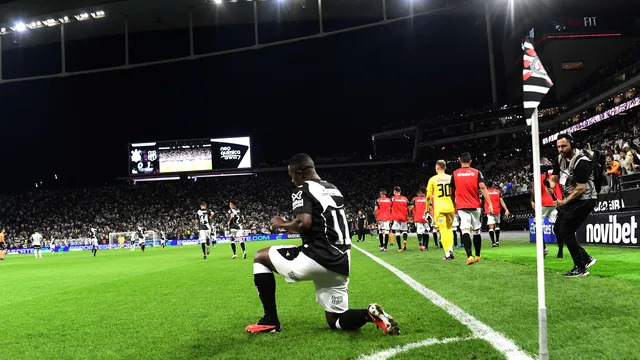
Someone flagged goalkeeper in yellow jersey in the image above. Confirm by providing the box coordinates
[426,160,456,261]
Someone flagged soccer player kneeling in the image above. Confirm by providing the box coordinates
[246,154,399,335]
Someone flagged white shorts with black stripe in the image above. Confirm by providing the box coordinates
[269,245,349,313]
[415,222,428,235]
[391,221,408,232]
[199,230,211,244]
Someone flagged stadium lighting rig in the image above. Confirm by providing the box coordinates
[0,11,106,36]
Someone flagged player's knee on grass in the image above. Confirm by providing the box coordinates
[325,312,340,329]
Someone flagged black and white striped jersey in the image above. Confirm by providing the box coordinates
[137,226,146,240]
[197,209,212,230]
[31,233,43,246]
[227,208,242,229]
[91,228,98,239]
[292,179,351,276]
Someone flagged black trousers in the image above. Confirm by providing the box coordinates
[554,199,596,269]
[357,228,366,241]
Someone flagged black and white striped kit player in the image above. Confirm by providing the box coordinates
[160,231,167,250]
[31,232,43,259]
[228,200,246,259]
[197,202,215,259]
[91,228,99,257]
[137,226,147,252]
[248,154,399,335]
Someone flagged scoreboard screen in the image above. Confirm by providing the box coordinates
[129,137,251,176]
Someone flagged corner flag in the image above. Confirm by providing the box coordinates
[523,37,553,360]
[523,40,553,126]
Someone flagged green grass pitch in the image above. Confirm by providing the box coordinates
[2,235,639,359]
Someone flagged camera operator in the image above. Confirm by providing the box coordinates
[548,134,597,277]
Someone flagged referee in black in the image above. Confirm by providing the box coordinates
[549,134,597,277]
[355,210,367,242]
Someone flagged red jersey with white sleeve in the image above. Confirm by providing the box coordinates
[540,170,563,206]
[391,195,409,222]
[411,196,427,223]
[484,188,502,215]
[375,196,392,221]
[450,167,484,209]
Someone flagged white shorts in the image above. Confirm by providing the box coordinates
[542,206,558,223]
[452,215,460,229]
[199,230,211,243]
[269,246,349,313]
[391,221,408,232]
[416,222,428,235]
[487,214,501,226]
[458,209,482,232]
[378,221,390,232]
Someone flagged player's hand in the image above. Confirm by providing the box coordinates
[272,216,287,228]
[488,204,494,214]
[553,199,565,207]
[531,202,535,209]
[545,187,554,195]
[505,210,511,216]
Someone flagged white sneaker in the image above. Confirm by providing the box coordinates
[232,254,237,259]
[379,247,384,252]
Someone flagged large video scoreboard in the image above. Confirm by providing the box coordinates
[129,137,251,176]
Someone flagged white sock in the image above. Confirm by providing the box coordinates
[335,319,342,330]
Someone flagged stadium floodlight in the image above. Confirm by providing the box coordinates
[43,18,60,27]
[12,22,27,32]
[212,0,223,4]
[91,11,106,19]
[74,13,90,21]
[26,21,44,30]
[58,16,71,23]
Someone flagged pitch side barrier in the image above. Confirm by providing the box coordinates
[6,233,299,255]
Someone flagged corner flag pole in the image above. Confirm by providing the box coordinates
[530,108,549,360]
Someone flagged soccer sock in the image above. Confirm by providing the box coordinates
[384,234,389,248]
[240,242,246,252]
[334,309,371,330]
[402,233,407,242]
[462,233,472,257]
[396,234,402,249]
[453,231,458,247]
[253,263,278,321]
[417,234,422,247]
[231,243,237,255]
[424,233,430,249]
[495,229,501,243]
[201,243,206,255]
[473,234,482,257]
[433,232,439,248]
[489,229,495,244]
[379,233,384,248]
[440,228,453,255]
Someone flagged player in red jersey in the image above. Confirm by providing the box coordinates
[374,189,392,252]
[531,159,564,257]
[391,186,409,252]
[484,181,510,247]
[409,187,428,251]
[450,152,493,265]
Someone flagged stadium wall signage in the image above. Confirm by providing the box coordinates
[6,233,299,254]
[528,217,557,244]
[593,189,640,213]
[542,96,640,145]
[577,211,639,246]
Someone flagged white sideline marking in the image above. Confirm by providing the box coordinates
[352,245,533,360]
[357,336,472,360]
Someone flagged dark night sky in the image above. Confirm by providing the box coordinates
[0,13,496,192]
